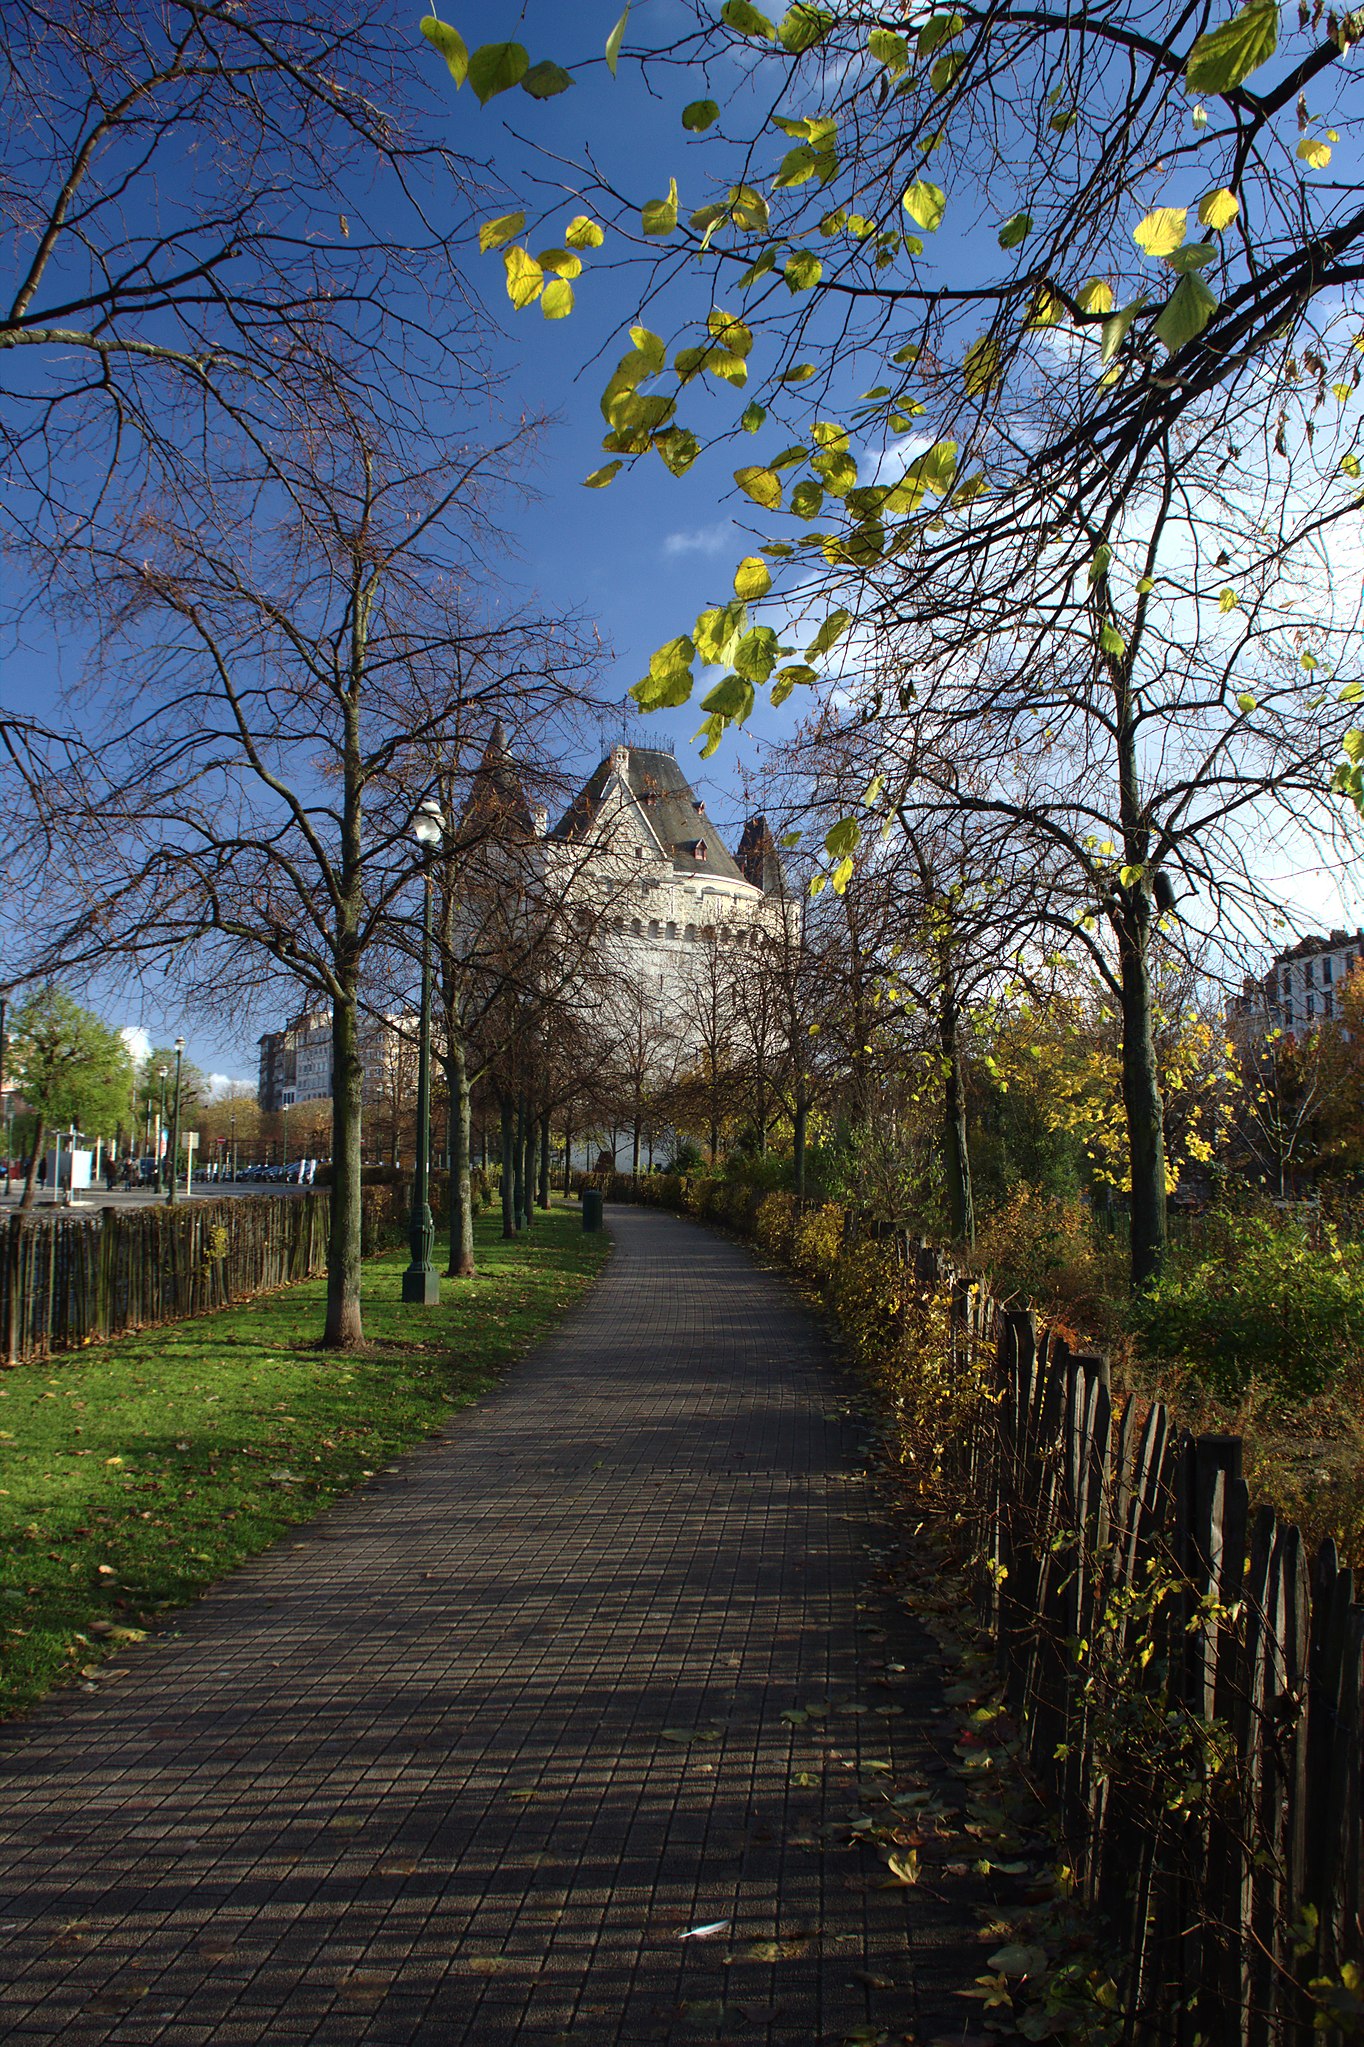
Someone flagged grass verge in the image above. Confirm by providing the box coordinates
[0,1203,607,1718]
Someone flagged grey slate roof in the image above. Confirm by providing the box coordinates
[737,814,791,899]
[550,746,753,888]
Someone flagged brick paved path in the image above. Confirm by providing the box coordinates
[0,1205,982,2045]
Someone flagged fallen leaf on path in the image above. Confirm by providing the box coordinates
[882,1849,921,1886]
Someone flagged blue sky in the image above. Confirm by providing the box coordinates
[6,0,1364,1080]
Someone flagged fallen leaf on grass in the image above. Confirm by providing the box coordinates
[745,1938,806,1961]
[660,1726,721,1746]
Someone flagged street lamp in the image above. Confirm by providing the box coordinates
[402,798,443,1306]
[166,1038,185,1206]
[156,1063,168,1191]
[282,1101,290,1178]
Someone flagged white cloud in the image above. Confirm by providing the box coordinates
[120,1025,150,1065]
[663,524,735,559]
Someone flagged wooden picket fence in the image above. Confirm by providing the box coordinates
[599,1174,1364,2043]
[0,1190,406,1364]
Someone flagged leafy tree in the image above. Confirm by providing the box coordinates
[8,988,133,1208]
[134,1047,207,1136]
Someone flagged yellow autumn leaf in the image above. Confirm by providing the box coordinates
[733,555,773,600]
[1197,187,1239,230]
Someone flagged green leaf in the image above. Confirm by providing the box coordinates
[1099,622,1127,657]
[741,401,766,432]
[780,361,817,382]
[541,277,574,318]
[784,250,823,291]
[916,12,963,56]
[825,816,860,859]
[771,664,815,706]
[479,212,526,254]
[1185,0,1279,94]
[963,336,1001,396]
[778,3,833,52]
[868,28,909,70]
[1088,544,1112,584]
[735,464,783,509]
[605,2,630,74]
[1342,453,1363,479]
[1154,271,1217,352]
[565,215,605,250]
[790,479,824,519]
[642,180,679,236]
[1198,187,1240,230]
[683,98,720,130]
[632,668,695,710]
[654,427,701,475]
[420,18,469,85]
[1218,586,1239,612]
[630,324,668,369]
[902,180,947,231]
[807,608,851,658]
[700,673,756,722]
[503,246,544,310]
[734,555,773,599]
[468,42,529,104]
[722,0,777,34]
[538,247,583,278]
[1164,240,1218,272]
[732,626,779,680]
[694,602,748,665]
[1236,691,1257,712]
[708,308,753,356]
[1298,137,1332,168]
[522,60,574,98]
[1100,297,1147,364]
[997,211,1032,249]
[652,634,696,678]
[1049,107,1078,131]
[931,49,967,91]
[584,461,623,488]
[1133,206,1188,257]
[696,712,727,758]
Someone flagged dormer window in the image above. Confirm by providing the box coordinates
[695,839,707,862]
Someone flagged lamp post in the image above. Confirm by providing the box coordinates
[402,798,443,1306]
[156,1063,168,1191]
[166,1038,185,1206]
[282,1101,290,1178]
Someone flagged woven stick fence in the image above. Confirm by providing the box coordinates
[599,1172,1363,2044]
[0,1190,404,1365]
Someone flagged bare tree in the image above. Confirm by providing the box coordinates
[1,3,472,556]
[21,403,571,1347]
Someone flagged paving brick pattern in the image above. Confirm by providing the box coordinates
[0,1205,981,2044]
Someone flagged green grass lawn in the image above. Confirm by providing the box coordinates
[0,1203,607,1719]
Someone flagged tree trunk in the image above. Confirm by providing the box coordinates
[324,990,365,1347]
[538,1110,550,1209]
[19,1114,45,1212]
[940,993,975,1247]
[562,1121,573,1196]
[520,1098,536,1228]
[1118,898,1168,1287]
[631,1115,641,1176]
[793,1092,808,1199]
[446,1037,475,1278]
[512,1097,527,1232]
[500,1094,516,1238]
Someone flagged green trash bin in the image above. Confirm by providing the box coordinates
[582,1187,603,1232]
